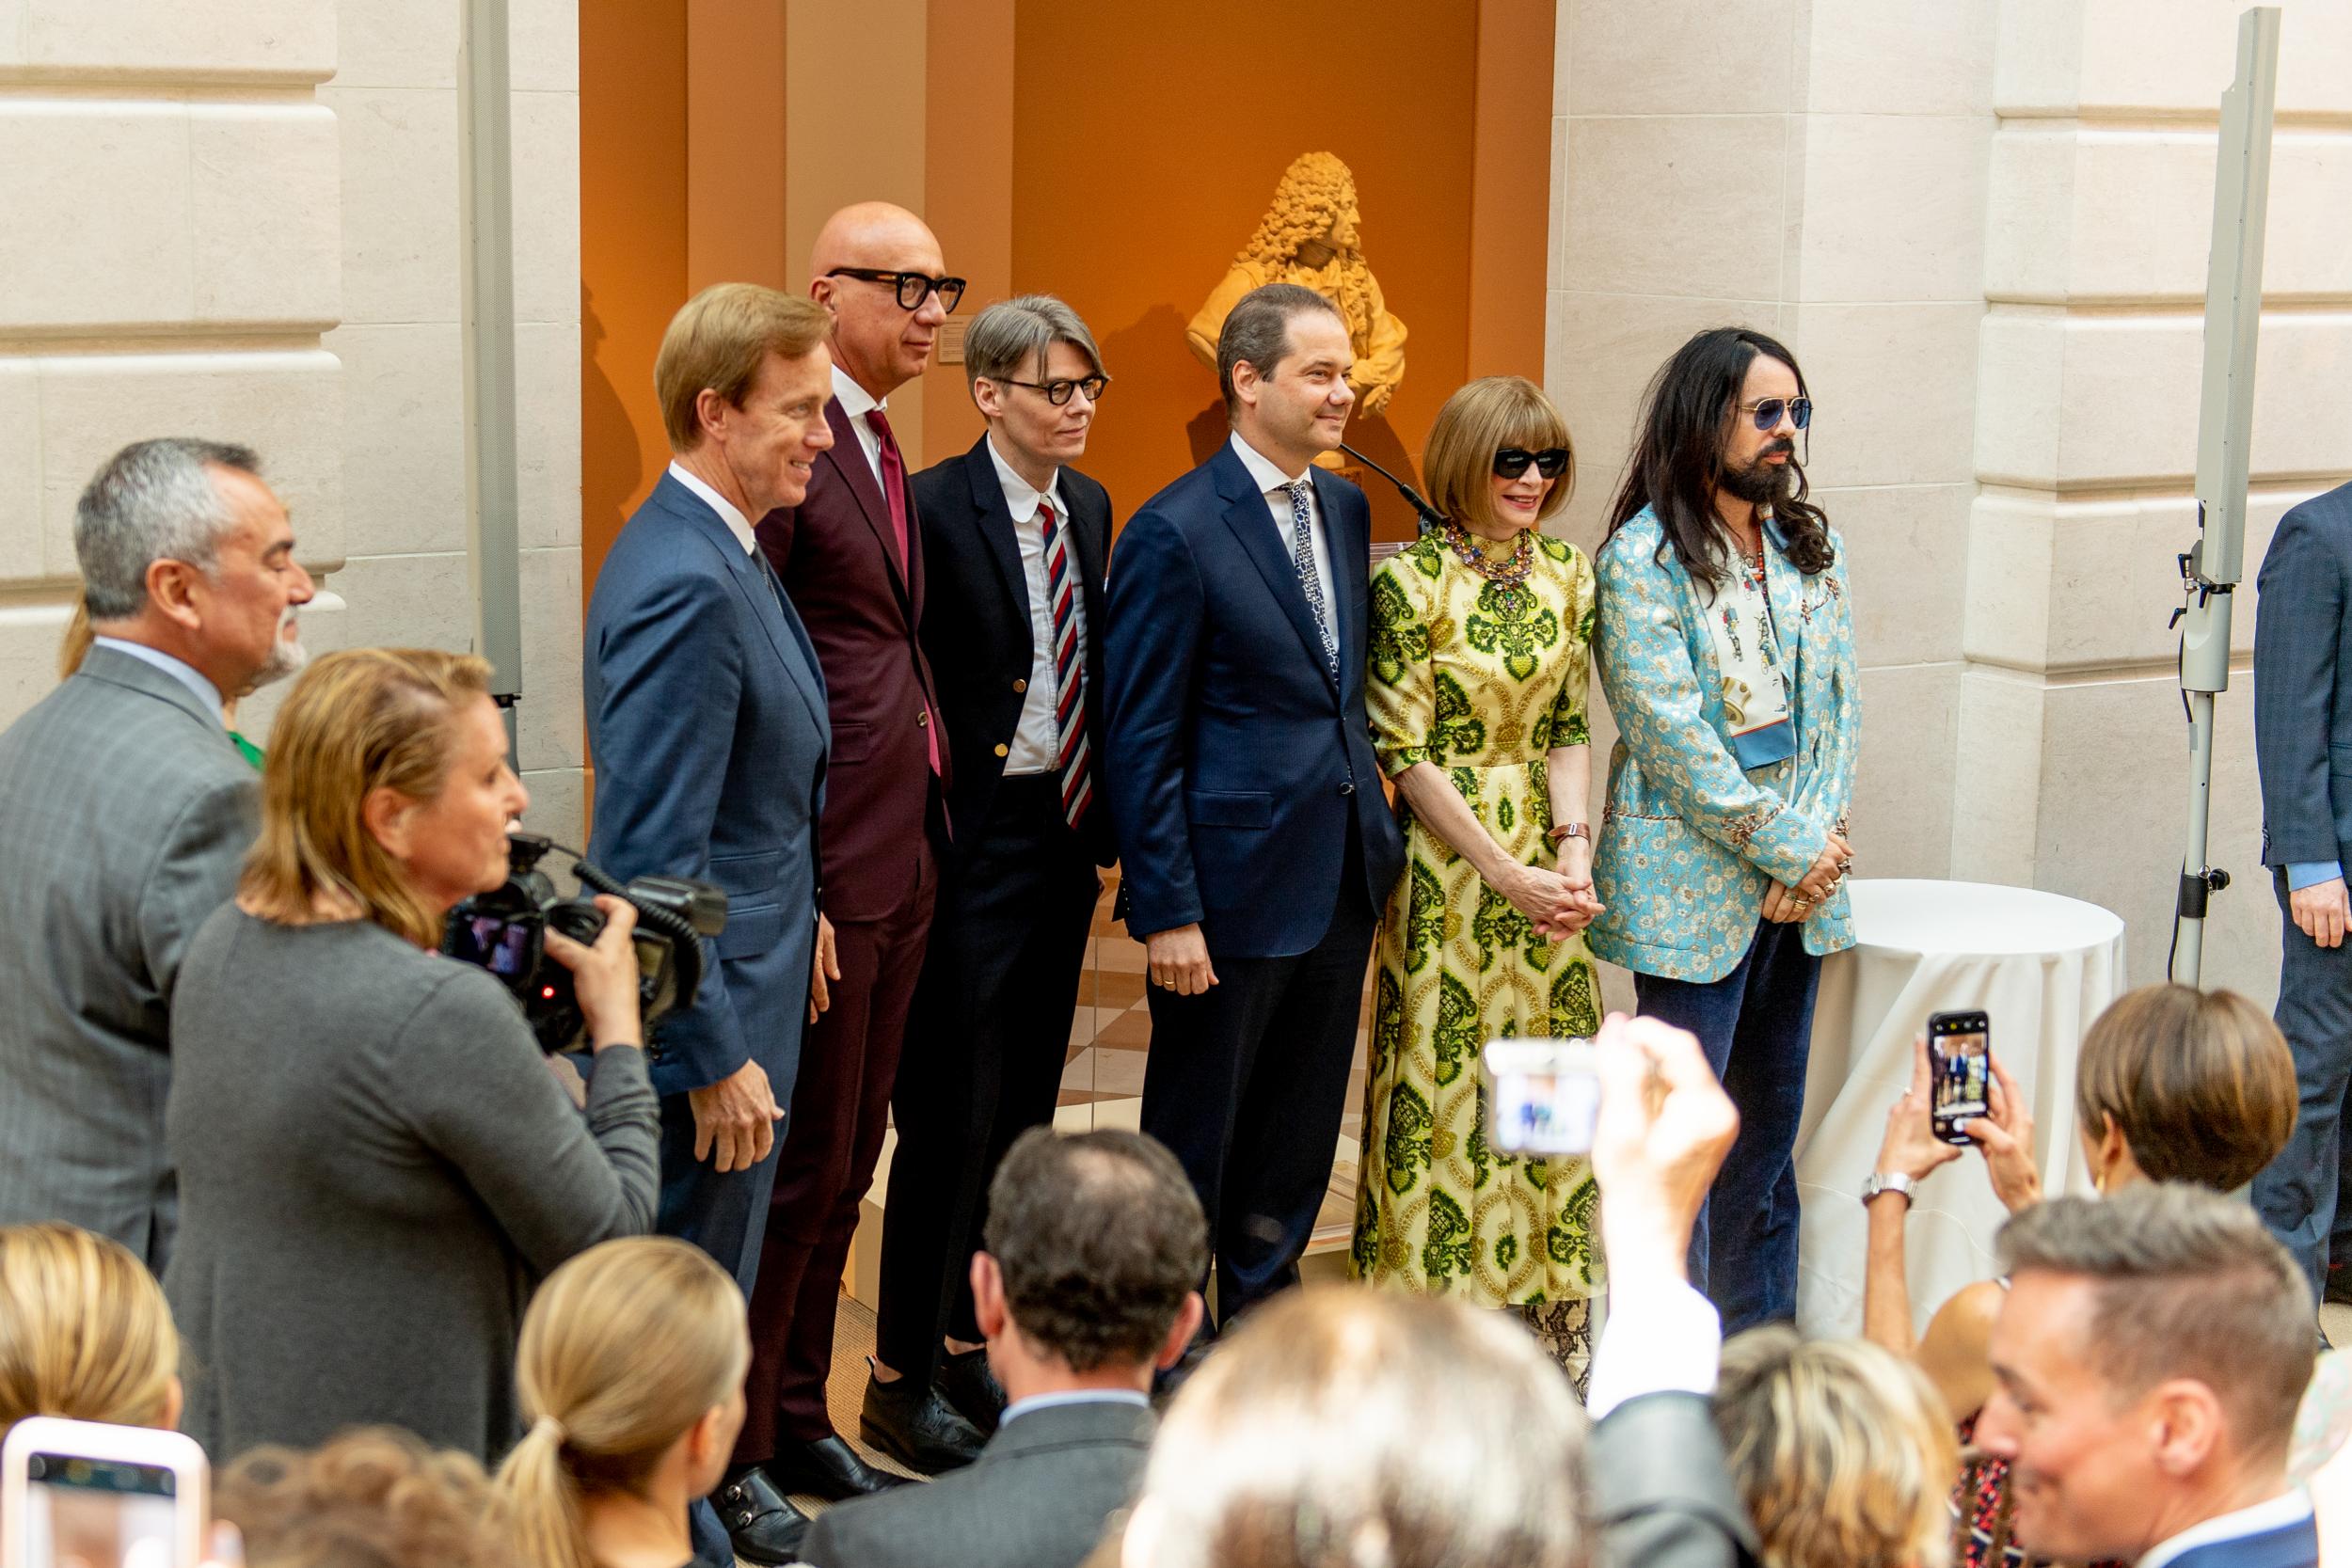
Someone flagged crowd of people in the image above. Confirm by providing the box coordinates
[0,185,2347,1568]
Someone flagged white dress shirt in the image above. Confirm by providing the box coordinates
[2136,1491,2313,1568]
[986,435,1087,777]
[833,364,890,491]
[1585,1272,1724,1421]
[667,461,757,555]
[91,635,225,722]
[998,1387,1152,1427]
[1228,432,1338,651]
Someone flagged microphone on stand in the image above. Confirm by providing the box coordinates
[1339,443,1446,534]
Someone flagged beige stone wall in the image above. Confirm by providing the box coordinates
[1549,0,2352,1006]
[0,0,583,840]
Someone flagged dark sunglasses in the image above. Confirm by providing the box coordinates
[824,267,967,312]
[1001,374,1111,406]
[1739,396,1813,432]
[1494,448,1571,480]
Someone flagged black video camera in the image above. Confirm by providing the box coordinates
[441,832,726,1055]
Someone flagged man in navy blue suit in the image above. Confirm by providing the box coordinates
[2251,477,2352,1310]
[1103,282,1406,1332]
[584,282,834,1366]
[1975,1186,2318,1568]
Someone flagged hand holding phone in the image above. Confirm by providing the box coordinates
[1927,1010,1992,1147]
[1,1418,206,1568]
[1483,1037,1600,1157]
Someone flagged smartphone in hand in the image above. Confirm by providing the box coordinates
[1,1417,206,1568]
[1927,1009,1993,1147]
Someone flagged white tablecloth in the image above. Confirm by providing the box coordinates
[1793,879,2127,1338]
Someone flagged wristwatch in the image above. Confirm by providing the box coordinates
[1860,1172,1916,1208]
[1547,821,1591,847]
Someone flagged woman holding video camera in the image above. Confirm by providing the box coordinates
[163,648,660,1465]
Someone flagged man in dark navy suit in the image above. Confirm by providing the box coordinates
[584,282,834,1560]
[874,295,1118,1438]
[1102,282,1406,1332]
[2251,477,2352,1309]
[1976,1186,2319,1568]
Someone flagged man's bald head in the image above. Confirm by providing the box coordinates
[809,201,950,400]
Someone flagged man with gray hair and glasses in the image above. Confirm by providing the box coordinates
[0,438,314,1269]
[1976,1184,2321,1568]
[867,294,1119,1455]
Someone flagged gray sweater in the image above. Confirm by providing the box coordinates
[163,910,661,1463]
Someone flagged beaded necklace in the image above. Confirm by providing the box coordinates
[1441,519,1536,605]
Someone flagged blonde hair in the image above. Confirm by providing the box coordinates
[2074,984,2296,1192]
[1239,152,1379,356]
[1423,376,1575,533]
[1128,1287,1587,1568]
[215,1428,508,1568]
[239,647,494,948]
[56,595,94,680]
[655,283,833,452]
[1712,1328,1958,1568]
[498,1237,750,1568]
[0,1223,179,1443]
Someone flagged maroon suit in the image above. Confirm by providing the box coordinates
[738,394,949,1459]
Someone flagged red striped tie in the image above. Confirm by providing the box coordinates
[1039,500,1091,829]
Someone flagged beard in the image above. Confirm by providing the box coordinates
[1720,442,1797,507]
[244,613,309,696]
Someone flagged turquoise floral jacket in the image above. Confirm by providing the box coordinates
[1588,506,1860,983]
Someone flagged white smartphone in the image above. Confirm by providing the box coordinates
[1482,1037,1601,1156]
[0,1418,207,1568]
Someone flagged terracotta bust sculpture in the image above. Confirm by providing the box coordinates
[1187,151,1407,420]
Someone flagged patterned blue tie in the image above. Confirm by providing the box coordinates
[1284,478,1339,681]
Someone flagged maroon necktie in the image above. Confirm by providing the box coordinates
[1039,500,1091,828]
[864,406,940,773]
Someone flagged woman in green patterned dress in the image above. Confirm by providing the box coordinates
[1351,376,1606,1375]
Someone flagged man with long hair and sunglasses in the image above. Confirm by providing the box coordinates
[1588,326,1859,1334]
[723,203,972,1555]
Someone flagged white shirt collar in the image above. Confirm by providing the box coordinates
[666,461,756,555]
[984,433,1065,524]
[90,635,225,722]
[998,1388,1152,1427]
[1229,431,1311,492]
[832,362,885,423]
[2136,1489,2312,1568]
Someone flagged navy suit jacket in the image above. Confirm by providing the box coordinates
[584,470,830,1101]
[2166,1516,2319,1568]
[1102,441,1406,957]
[2254,479,2352,871]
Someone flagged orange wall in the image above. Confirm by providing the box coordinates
[1009,1,1482,540]
[580,0,686,592]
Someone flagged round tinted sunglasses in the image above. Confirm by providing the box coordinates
[1739,396,1813,432]
[1494,448,1571,480]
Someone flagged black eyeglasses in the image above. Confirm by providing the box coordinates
[1494,448,1571,480]
[824,268,966,312]
[1739,396,1813,432]
[1001,374,1111,406]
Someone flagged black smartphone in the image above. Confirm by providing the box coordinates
[1927,1009,1992,1146]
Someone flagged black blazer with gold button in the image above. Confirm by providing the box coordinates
[912,434,1117,867]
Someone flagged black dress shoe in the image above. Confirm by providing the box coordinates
[716,1468,813,1566]
[767,1433,913,1501]
[860,1370,986,1473]
[936,1346,1007,1436]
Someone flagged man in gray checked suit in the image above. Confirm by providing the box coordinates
[0,439,314,1271]
[2252,476,2352,1311]
[800,1128,1206,1568]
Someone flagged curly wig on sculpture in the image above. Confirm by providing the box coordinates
[1238,151,1379,356]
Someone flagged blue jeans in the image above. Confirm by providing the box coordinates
[1634,918,1821,1333]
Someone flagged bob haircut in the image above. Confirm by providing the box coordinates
[1423,375,1575,533]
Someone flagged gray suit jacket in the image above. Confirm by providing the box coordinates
[0,645,258,1268]
[800,1398,1152,1568]
[1593,1392,1759,1568]
[2255,479,2352,870]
